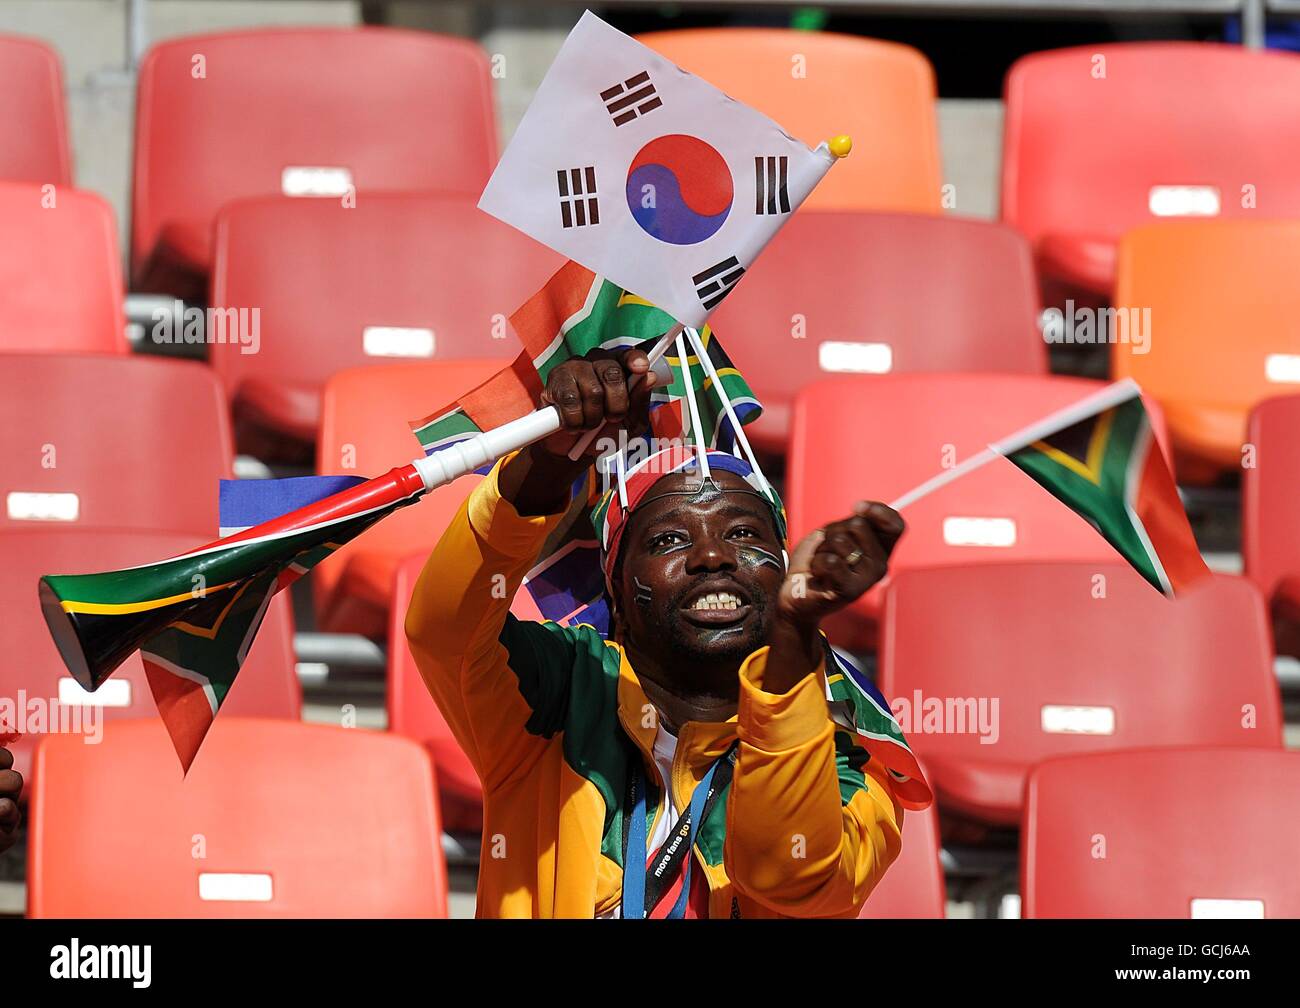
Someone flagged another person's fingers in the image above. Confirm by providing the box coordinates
[0,768,21,799]
[0,797,17,829]
[0,747,12,772]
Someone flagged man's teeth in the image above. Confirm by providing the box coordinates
[691,592,742,611]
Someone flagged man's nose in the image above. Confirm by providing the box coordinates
[685,535,736,573]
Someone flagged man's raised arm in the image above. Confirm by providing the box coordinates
[403,347,656,792]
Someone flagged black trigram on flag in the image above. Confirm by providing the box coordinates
[601,70,662,126]
[693,256,745,310]
[754,156,791,214]
[557,166,599,228]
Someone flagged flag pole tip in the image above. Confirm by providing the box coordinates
[828,135,853,158]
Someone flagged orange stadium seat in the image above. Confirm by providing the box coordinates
[1023,748,1300,918]
[315,360,505,637]
[210,192,557,459]
[1242,395,1300,656]
[28,718,446,917]
[880,563,1282,828]
[858,778,946,918]
[0,33,71,186]
[0,527,299,792]
[786,373,1169,650]
[1112,219,1300,483]
[0,354,232,535]
[1002,42,1300,301]
[131,27,497,298]
[0,181,126,353]
[708,212,1045,454]
[388,551,483,833]
[639,28,941,212]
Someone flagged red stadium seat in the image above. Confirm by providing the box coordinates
[389,551,483,833]
[1002,42,1300,300]
[858,779,946,918]
[787,373,1169,649]
[0,354,233,535]
[639,28,941,213]
[0,527,299,793]
[1023,748,1300,918]
[315,360,505,637]
[881,562,1282,827]
[210,192,557,458]
[131,27,497,298]
[1112,218,1300,483]
[28,718,446,917]
[709,212,1046,454]
[0,33,71,186]
[1243,395,1300,656]
[0,181,126,353]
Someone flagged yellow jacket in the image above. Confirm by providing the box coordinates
[405,453,919,918]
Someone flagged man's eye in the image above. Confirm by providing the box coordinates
[650,532,686,548]
[729,527,759,539]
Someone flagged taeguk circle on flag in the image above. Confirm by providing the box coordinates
[625,134,733,245]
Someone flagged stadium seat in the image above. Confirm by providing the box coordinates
[0,527,299,792]
[210,192,556,459]
[1023,748,1300,918]
[315,360,506,637]
[27,718,446,917]
[0,354,233,535]
[0,33,71,186]
[389,551,484,834]
[858,777,946,918]
[787,373,1169,649]
[708,212,1045,454]
[131,27,497,298]
[1112,218,1300,483]
[1002,42,1300,301]
[1242,395,1300,656]
[639,28,941,212]
[0,181,126,353]
[880,562,1282,827]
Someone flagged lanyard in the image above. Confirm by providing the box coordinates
[621,740,738,919]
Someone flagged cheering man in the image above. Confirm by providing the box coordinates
[406,346,919,918]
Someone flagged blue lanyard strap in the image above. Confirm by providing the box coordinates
[621,740,739,920]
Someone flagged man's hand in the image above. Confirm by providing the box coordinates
[0,744,22,855]
[763,503,905,693]
[500,346,658,516]
[777,502,904,630]
[536,346,657,459]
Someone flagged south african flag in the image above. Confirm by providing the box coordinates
[409,261,760,459]
[1005,382,1210,597]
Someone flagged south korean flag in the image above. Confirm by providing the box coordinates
[478,9,843,328]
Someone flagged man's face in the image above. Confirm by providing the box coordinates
[614,469,786,667]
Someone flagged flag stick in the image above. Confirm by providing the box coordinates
[888,379,1143,510]
[566,323,683,460]
[675,331,711,479]
[683,325,775,499]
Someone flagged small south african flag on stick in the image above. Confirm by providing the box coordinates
[892,378,1211,597]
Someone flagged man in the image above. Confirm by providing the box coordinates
[0,739,20,855]
[406,345,920,918]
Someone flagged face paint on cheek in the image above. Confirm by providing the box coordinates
[632,575,653,607]
[736,544,783,572]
